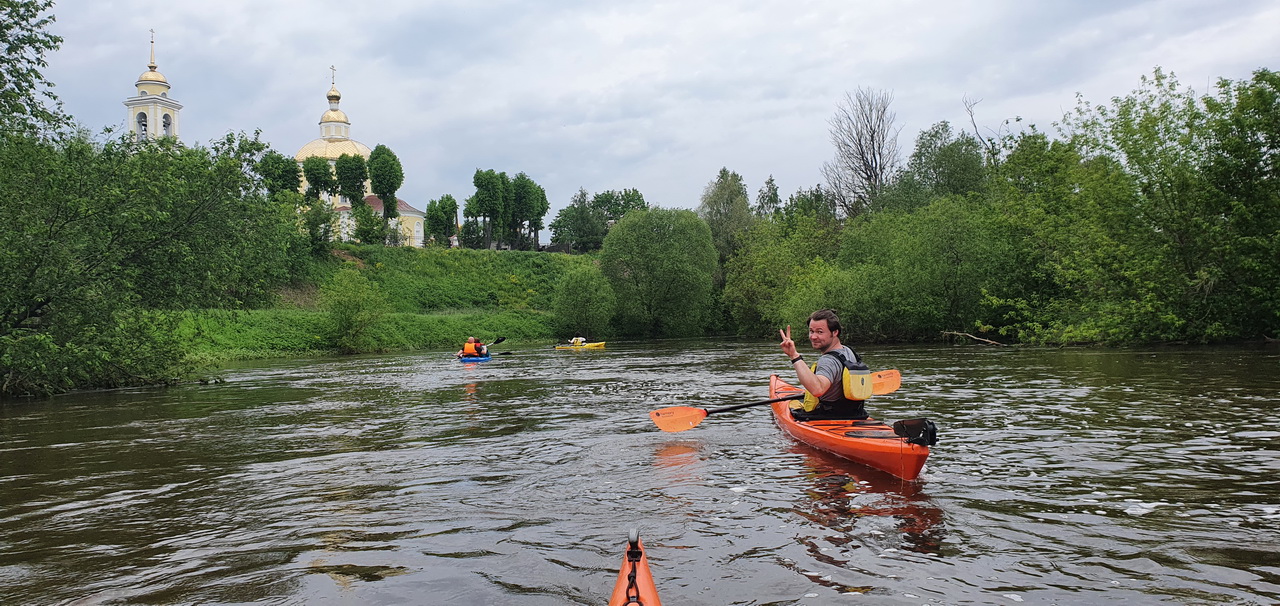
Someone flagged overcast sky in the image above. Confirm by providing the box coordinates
[44,0,1278,228]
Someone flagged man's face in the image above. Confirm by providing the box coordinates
[808,319,836,351]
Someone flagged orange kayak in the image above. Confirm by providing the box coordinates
[769,374,931,481]
[608,529,661,605]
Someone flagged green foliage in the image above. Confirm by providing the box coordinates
[179,307,554,361]
[874,121,988,214]
[592,188,648,222]
[696,167,754,273]
[984,67,1280,343]
[1,309,191,397]
[723,214,836,335]
[328,245,595,315]
[0,130,305,395]
[425,194,460,246]
[549,188,607,253]
[780,184,839,227]
[302,198,336,256]
[301,155,336,200]
[0,0,64,133]
[368,145,404,225]
[460,218,484,249]
[334,153,368,205]
[319,268,390,354]
[551,263,615,338]
[755,175,781,217]
[834,196,1017,340]
[256,150,300,196]
[600,208,718,337]
[472,168,506,248]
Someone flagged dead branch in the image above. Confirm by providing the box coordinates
[942,331,1008,346]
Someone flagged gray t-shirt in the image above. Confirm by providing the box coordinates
[814,346,857,402]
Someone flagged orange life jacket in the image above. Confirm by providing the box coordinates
[463,342,481,355]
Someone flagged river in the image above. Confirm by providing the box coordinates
[2,340,1278,605]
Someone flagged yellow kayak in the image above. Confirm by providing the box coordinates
[554,341,606,350]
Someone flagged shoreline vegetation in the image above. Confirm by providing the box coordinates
[2,6,1277,397]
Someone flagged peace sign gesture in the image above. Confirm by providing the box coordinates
[779,325,799,358]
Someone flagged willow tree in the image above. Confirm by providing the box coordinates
[600,208,717,337]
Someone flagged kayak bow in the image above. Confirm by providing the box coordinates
[608,529,660,605]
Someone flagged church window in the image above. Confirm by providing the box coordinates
[162,114,172,137]
[136,113,148,140]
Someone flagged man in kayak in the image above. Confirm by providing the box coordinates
[455,337,487,358]
[779,309,870,420]
[569,334,586,346]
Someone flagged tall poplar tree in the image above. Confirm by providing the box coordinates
[368,144,405,245]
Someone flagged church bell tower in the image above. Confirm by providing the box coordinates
[123,31,182,140]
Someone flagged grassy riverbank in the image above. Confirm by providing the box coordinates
[178,244,582,364]
[179,308,554,363]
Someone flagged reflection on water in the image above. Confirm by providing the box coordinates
[1,342,1278,604]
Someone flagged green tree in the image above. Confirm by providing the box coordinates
[696,167,754,284]
[834,196,1017,340]
[1052,67,1275,342]
[1199,69,1280,338]
[549,188,606,253]
[301,155,336,201]
[301,155,337,253]
[472,168,506,249]
[755,175,781,217]
[551,263,615,339]
[875,121,987,214]
[425,194,459,246]
[599,208,717,337]
[591,188,648,223]
[509,172,548,250]
[369,144,405,245]
[781,185,838,228]
[336,153,378,244]
[257,150,300,197]
[319,268,390,354]
[0,0,64,133]
[460,217,484,249]
[0,130,302,396]
[723,213,834,335]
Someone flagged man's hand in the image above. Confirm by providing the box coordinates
[779,325,798,358]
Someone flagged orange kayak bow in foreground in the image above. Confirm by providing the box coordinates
[608,529,661,605]
[770,374,934,481]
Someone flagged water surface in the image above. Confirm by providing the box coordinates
[2,341,1277,604]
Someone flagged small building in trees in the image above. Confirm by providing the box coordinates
[122,33,181,141]
[293,72,424,246]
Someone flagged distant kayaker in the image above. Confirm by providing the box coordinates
[456,337,487,358]
[569,334,586,346]
[779,309,870,420]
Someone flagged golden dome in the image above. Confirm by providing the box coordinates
[327,85,341,101]
[320,109,349,124]
[138,67,168,84]
[294,138,372,162]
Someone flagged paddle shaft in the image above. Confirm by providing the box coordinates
[705,394,802,415]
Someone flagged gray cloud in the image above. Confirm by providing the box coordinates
[44,0,1278,231]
